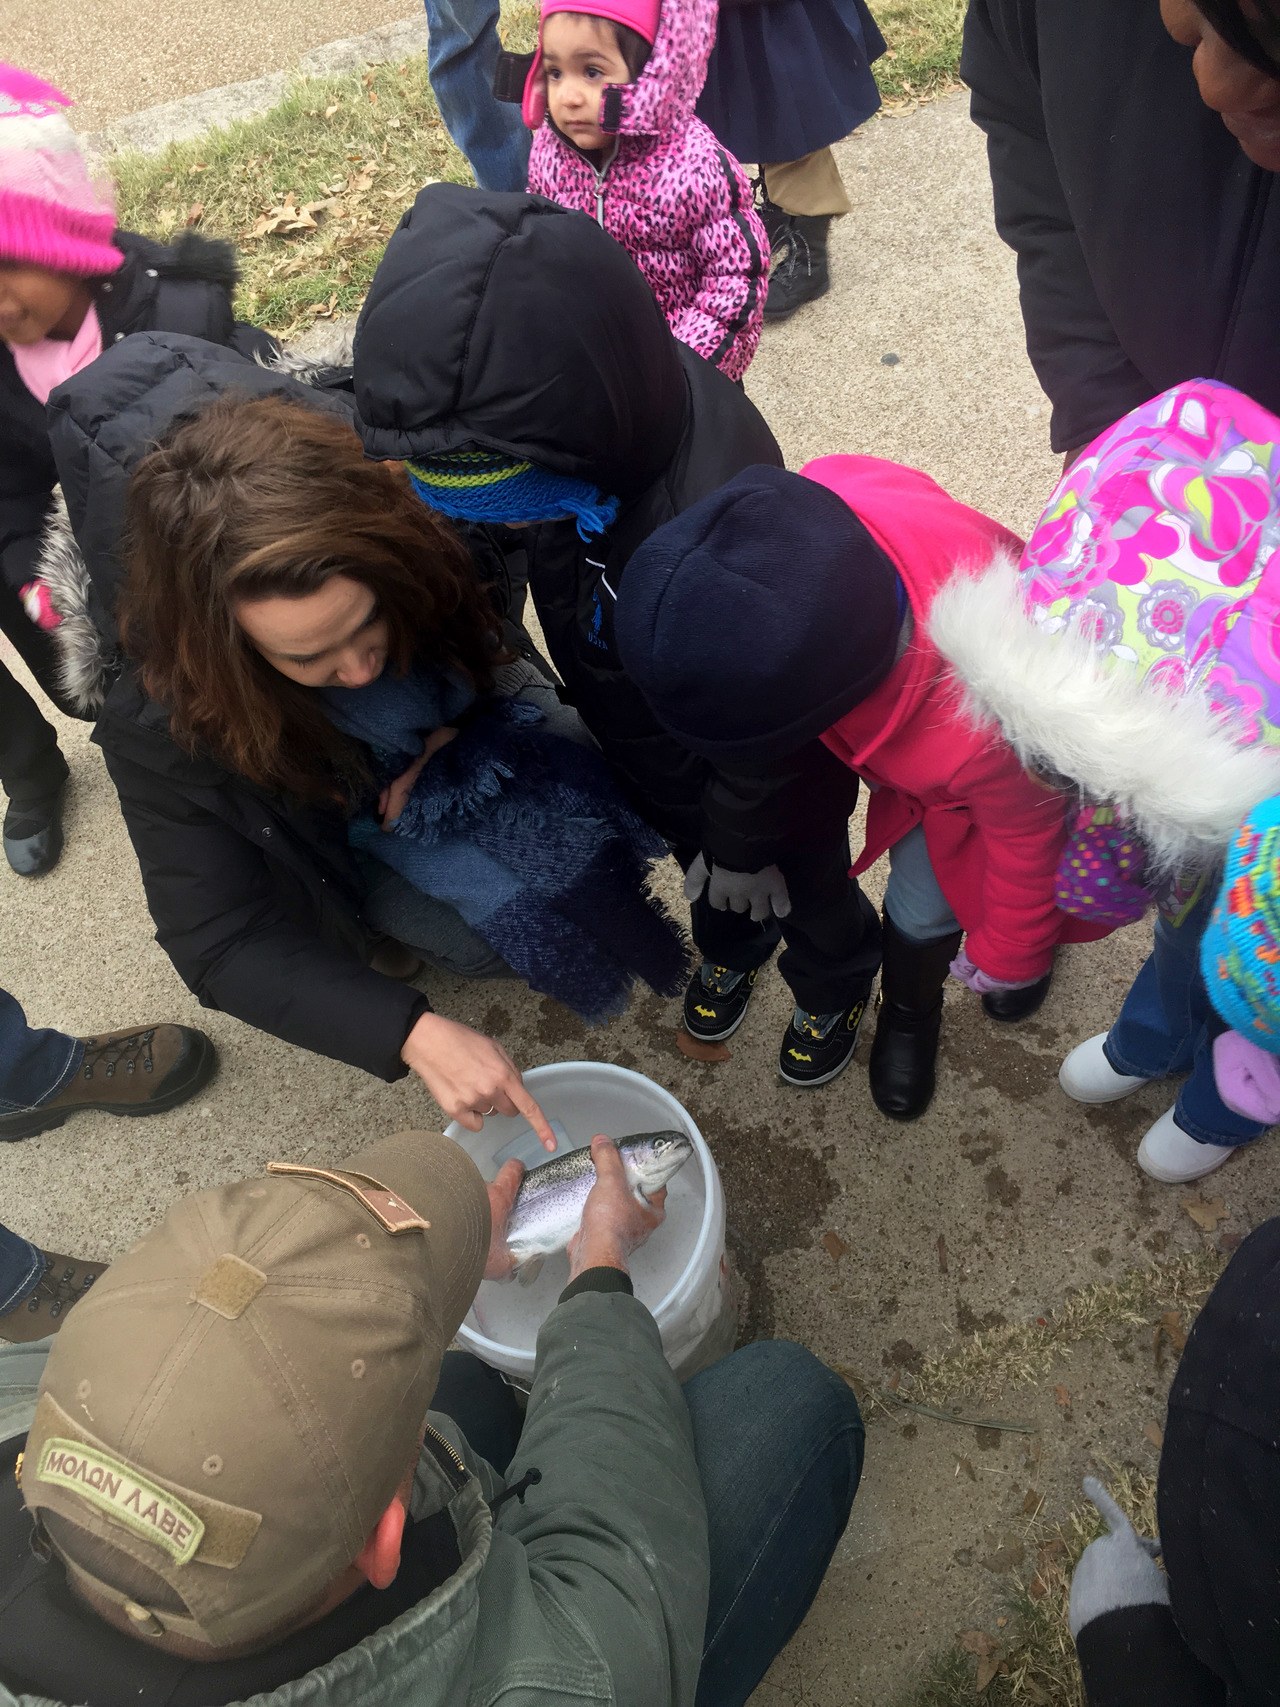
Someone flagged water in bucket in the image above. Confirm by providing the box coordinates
[446,1062,736,1383]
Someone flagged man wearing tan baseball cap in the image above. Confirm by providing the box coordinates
[0,1128,865,1707]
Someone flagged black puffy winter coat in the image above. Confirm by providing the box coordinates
[47,334,431,1082]
[962,0,1280,455]
[0,230,276,603]
[352,187,785,849]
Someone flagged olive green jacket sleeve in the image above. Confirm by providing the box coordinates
[466,1289,710,1707]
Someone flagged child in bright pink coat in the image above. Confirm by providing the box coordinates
[615,459,1111,1120]
[511,0,769,380]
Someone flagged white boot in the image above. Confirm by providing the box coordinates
[1060,1033,1150,1104]
[1136,1107,1234,1184]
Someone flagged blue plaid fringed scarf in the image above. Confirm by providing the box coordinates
[322,667,689,1023]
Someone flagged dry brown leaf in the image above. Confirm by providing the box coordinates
[958,1630,997,1657]
[957,1456,977,1483]
[325,102,341,118]
[995,1616,1007,1630]
[184,202,204,227]
[1039,1536,1068,1564]
[1054,1383,1072,1412]
[936,1233,949,1275]
[192,161,208,172]
[674,1027,730,1063]
[821,1230,848,1263]
[1144,1420,1165,1450]
[1182,1194,1228,1231]
[886,1369,901,1393]
[976,1651,1003,1691]
[1027,1573,1047,1601]
[386,116,403,128]
[1022,1488,1043,1516]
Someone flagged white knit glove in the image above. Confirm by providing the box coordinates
[1069,1477,1167,1642]
[683,853,792,922]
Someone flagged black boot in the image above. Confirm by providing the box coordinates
[982,967,1054,1023]
[756,184,793,254]
[764,215,831,322]
[868,914,963,1121]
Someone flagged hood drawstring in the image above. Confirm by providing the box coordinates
[490,1467,543,1515]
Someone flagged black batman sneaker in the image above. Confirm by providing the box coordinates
[682,962,761,1042]
[779,997,870,1088]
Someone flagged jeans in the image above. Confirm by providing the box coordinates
[0,656,69,812]
[359,859,512,978]
[424,0,531,191]
[1104,885,1265,1148]
[434,1339,865,1706]
[883,822,960,944]
[0,988,82,1125]
[0,1224,43,1314]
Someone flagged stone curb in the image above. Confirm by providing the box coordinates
[87,17,428,158]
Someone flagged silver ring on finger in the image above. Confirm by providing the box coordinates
[483,1105,497,1116]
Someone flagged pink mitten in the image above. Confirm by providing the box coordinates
[949,947,1043,996]
[20,580,60,631]
[1212,1030,1280,1125]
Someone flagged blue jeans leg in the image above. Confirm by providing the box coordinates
[0,987,82,1126]
[883,823,961,944]
[0,1223,44,1313]
[424,0,531,191]
[687,1341,865,1707]
[1104,890,1265,1148]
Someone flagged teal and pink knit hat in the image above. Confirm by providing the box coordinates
[0,65,124,277]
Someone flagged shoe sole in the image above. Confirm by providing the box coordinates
[684,1003,752,1045]
[1136,1138,1233,1185]
[0,1033,218,1141]
[1058,1067,1149,1105]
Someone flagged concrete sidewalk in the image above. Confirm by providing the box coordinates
[4,87,1275,1704]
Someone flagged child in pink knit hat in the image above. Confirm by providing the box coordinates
[499,0,769,381]
[0,64,276,881]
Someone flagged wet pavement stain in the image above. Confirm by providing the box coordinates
[984,1165,1022,1207]
[480,1003,513,1036]
[534,998,590,1049]
[960,1131,1002,1167]
[952,1024,1058,1103]
[698,1109,837,1340]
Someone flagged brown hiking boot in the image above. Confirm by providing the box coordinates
[0,1252,108,1343]
[0,1024,217,1142]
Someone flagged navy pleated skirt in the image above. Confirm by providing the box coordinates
[696,0,887,164]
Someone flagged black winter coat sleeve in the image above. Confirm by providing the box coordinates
[0,371,56,600]
[1075,1605,1226,1707]
[699,742,859,874]
[960,0,1151,454]
[101,751,430,1083]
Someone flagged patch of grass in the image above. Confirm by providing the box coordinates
[874,0,966,103]
[904,1247,1223,1407]
[901,1468,1159,1706]
[111,57,471,336]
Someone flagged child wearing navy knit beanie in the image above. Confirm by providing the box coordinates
[617,458,1111,1116]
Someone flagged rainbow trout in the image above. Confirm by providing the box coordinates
[505,1131,692,1272]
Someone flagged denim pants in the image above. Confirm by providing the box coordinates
[0,988,82,1128]
[0,1224,43,1314]
[433,1339,865,1706]
[1103,885,1266,1148]
[883,822,960,944]
[424,0,531,191]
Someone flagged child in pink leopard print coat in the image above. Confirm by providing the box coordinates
[512,0,769,381]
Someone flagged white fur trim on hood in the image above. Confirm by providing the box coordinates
[35,492,110,714]
[928,549,1280,874]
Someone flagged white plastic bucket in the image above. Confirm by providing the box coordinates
[445,1062,735,1383]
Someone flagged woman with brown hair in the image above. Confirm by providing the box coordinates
[45,332,680,1138]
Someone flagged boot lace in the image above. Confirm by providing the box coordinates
[26,1258,98,1321]
[80,1028,157,1081]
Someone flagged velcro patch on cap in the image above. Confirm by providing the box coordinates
[196,1255,266,1320]
[35,1440,205,1565]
